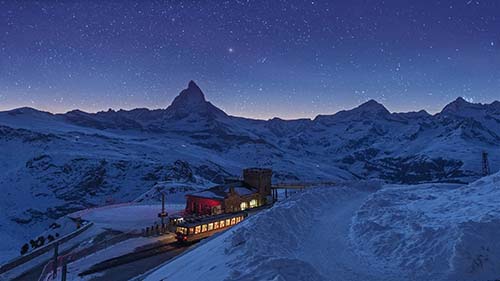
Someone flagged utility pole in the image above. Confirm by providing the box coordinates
[61,260,67,281]
[52,242,58,279]
[161,192,165,225]
[157,192,168,232]
[482,151,490,176]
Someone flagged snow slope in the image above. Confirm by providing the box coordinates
[144,182,386,281]
[351,171,500,281]
[71,204,184,232]
[145,174,500,281]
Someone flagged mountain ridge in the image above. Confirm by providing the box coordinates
[2,81,498,123]
[1,81,496,182]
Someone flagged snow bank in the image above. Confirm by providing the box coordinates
[144,182,380,281]
[74,204,184,232]
[350,171,500,280]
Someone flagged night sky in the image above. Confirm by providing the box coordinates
[0,1,499,119]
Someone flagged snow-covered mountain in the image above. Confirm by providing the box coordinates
[0,80,498,263]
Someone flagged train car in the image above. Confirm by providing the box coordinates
[175,212,248,243]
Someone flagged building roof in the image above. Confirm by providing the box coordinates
[243,167,272,173]
[187,181,258,200]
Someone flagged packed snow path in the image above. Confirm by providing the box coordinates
[300,192,401,281]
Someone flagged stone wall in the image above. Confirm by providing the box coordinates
[243,168,272,197]
[224,192,263,213]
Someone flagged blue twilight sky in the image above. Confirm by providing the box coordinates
[0,0,499,119]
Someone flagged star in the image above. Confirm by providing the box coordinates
[0,1,499,118]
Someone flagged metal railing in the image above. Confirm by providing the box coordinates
[271,181,337,189]
[37,229,142,281]
[0,222,93,276]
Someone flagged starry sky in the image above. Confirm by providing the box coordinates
[0,0,499,119]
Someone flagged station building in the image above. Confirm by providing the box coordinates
[184,168,272,215]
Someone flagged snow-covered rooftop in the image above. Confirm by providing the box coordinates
[187,181,258,200]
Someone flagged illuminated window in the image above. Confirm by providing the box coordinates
[176,227,187,234]
[240,202,248,211]
[249,199,258,208]
[220,220,225,228]
[226,219,230,226]
[208,223,214,231]
[214,221,219,229]
[195,226,201,234]
[202,224,207,232]
[231,218,236,225]
[236,217,241,223]
[189,227,194,234]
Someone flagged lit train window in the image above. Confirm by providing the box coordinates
[189,227,194,234]
[226,219,230,226]
[202,224,207,232]
[214,222,219,229]
[236,217,241,223]
[231,218,236,225]
[195,226,201,234]
[208,223,214,231]
[220,220,225,227]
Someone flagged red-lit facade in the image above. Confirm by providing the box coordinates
[185,195,223,215]
[184,168,273,216]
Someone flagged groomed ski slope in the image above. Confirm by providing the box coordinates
[145,173,500,281]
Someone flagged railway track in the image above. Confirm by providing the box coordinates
[79,241,191,277]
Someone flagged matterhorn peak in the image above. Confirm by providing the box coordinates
[170,80,207,108]
[165,80,227,120]
[188,80,204,95]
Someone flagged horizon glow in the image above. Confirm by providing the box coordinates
[0,1,499,119]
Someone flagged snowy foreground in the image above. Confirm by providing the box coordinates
[144,174,500,281]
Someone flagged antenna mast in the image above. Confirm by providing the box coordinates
[482,151,490,176]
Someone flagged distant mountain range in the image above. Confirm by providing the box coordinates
[0,80,499,261]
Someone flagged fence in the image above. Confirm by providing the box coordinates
[37,230,142,281]
[0,222,93,275]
